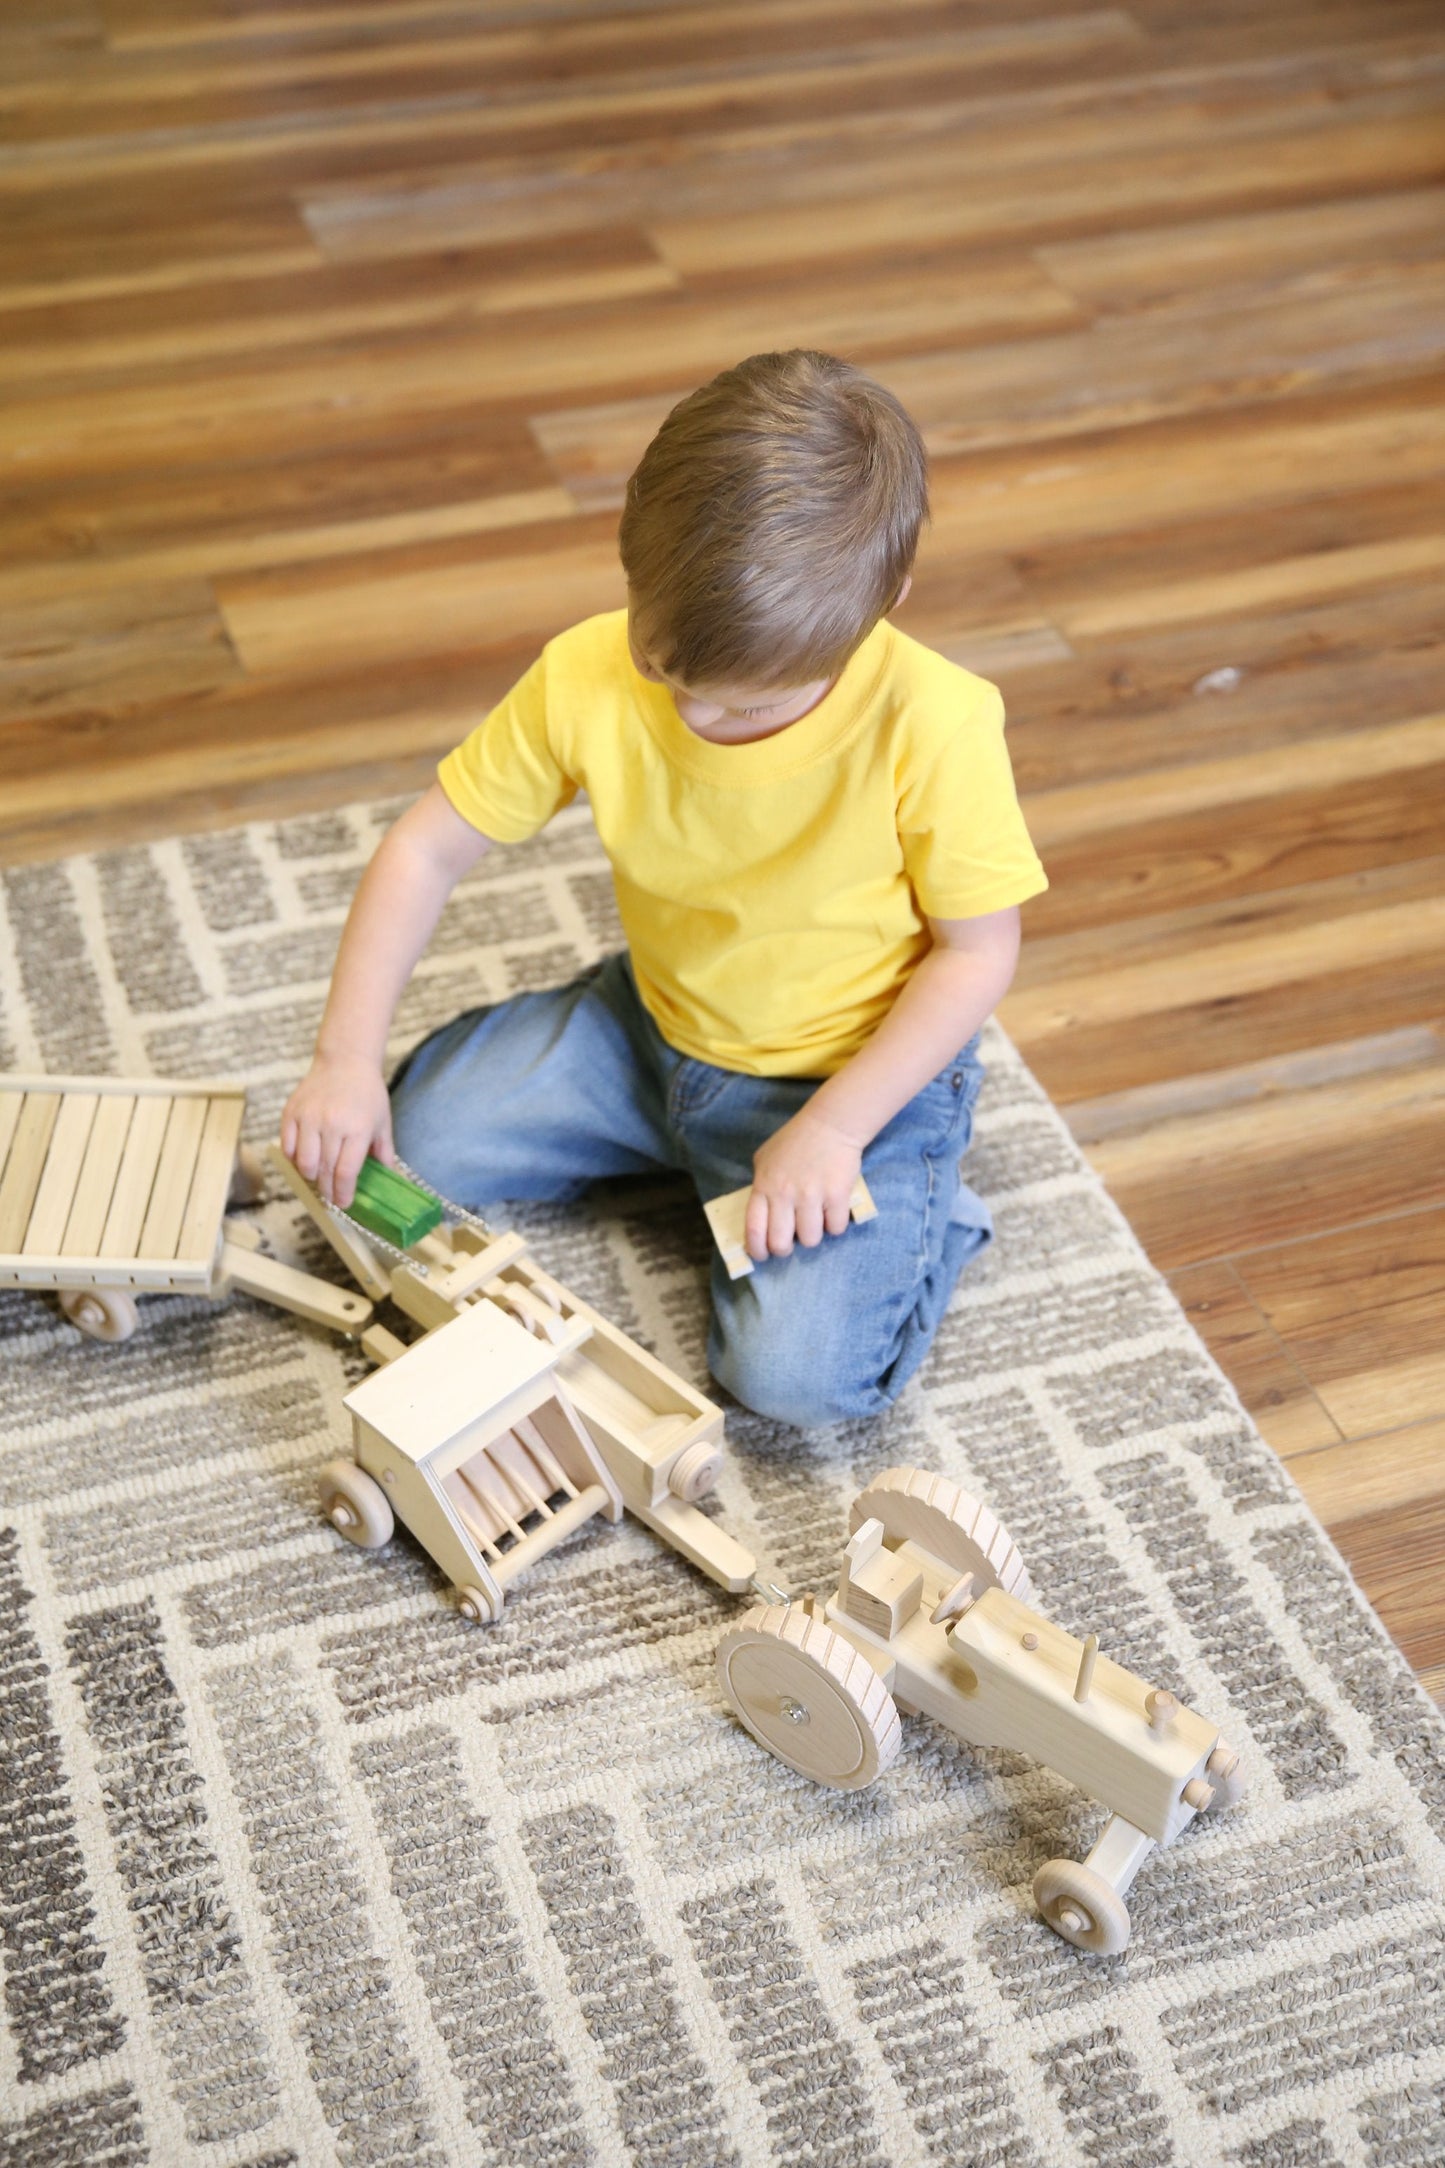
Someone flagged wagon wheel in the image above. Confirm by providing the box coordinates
[717,1604,902,1791]
[59,1286,140,1344]
[318,1459,394,1548]
[850,1466,1033,1605]
[1033,1858,1131,1956]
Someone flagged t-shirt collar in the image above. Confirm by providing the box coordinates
[633,620,892,785]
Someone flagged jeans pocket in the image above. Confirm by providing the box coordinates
[920,1035,985,1145]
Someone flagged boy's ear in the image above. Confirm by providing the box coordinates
[890,574,913,611]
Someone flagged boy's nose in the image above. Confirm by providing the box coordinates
[675,694,727,727]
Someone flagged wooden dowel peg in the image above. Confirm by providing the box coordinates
[1073,1633,1099,1704]
[1145,1689,1179,1732]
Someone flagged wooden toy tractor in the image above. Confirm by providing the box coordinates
[717,1466,1245,1954]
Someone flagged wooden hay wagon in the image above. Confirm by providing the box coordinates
[0,1074,372,1342]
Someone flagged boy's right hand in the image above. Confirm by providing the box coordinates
[280,1055,394,1210]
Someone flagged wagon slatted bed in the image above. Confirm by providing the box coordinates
[0,1069,244,1283]
[0,1074,371,1342]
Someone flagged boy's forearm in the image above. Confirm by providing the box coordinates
[313,787,490,1070]
[805,923,1018,1149]
[313,857,442,1068]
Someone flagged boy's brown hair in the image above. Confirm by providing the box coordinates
[619,349,928,691]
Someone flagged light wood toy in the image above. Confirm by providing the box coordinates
[336,1295,627,1624]
[704,1175,877,1279]
[273,1150,758,1614]
[716,1466,1245,1955]
[0,1075,372,1343]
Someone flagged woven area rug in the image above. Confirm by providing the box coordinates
[3,799,1444,2168]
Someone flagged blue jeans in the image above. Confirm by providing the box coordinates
[390,954,991,1428]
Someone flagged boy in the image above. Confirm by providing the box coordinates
[282,349,1046,1427]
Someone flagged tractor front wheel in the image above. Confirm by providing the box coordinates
[1033,1858,1131,1955]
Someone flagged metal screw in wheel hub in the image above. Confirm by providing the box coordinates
[781,1698,810,1726]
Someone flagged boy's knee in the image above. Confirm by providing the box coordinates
[709,1301,890,1427]
[388,1047,455,1166]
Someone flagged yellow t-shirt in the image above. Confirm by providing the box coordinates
[438,609,1046,1077]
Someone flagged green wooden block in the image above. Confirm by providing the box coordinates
[347,1158,443,1249]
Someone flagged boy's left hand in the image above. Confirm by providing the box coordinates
[746,1108,863,1261]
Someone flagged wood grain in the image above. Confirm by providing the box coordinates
[1233,1211,1445,1436]
[2,0,1441,1703]
[1080,1047,1445,1261]
[1326,1490,1445,1677]
[1037,187,1445,309]
[1167,1260,1344,1457]
[1288,1418,1445,1514]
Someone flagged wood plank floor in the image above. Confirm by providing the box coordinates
[1,0,1441,1702]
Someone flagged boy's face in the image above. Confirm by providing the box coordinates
[627,615,831,743]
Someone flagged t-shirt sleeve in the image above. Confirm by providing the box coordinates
[436,645,579,841]
[897,681,1048,919]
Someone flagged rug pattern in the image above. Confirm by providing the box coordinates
[1,802,1443,2168]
